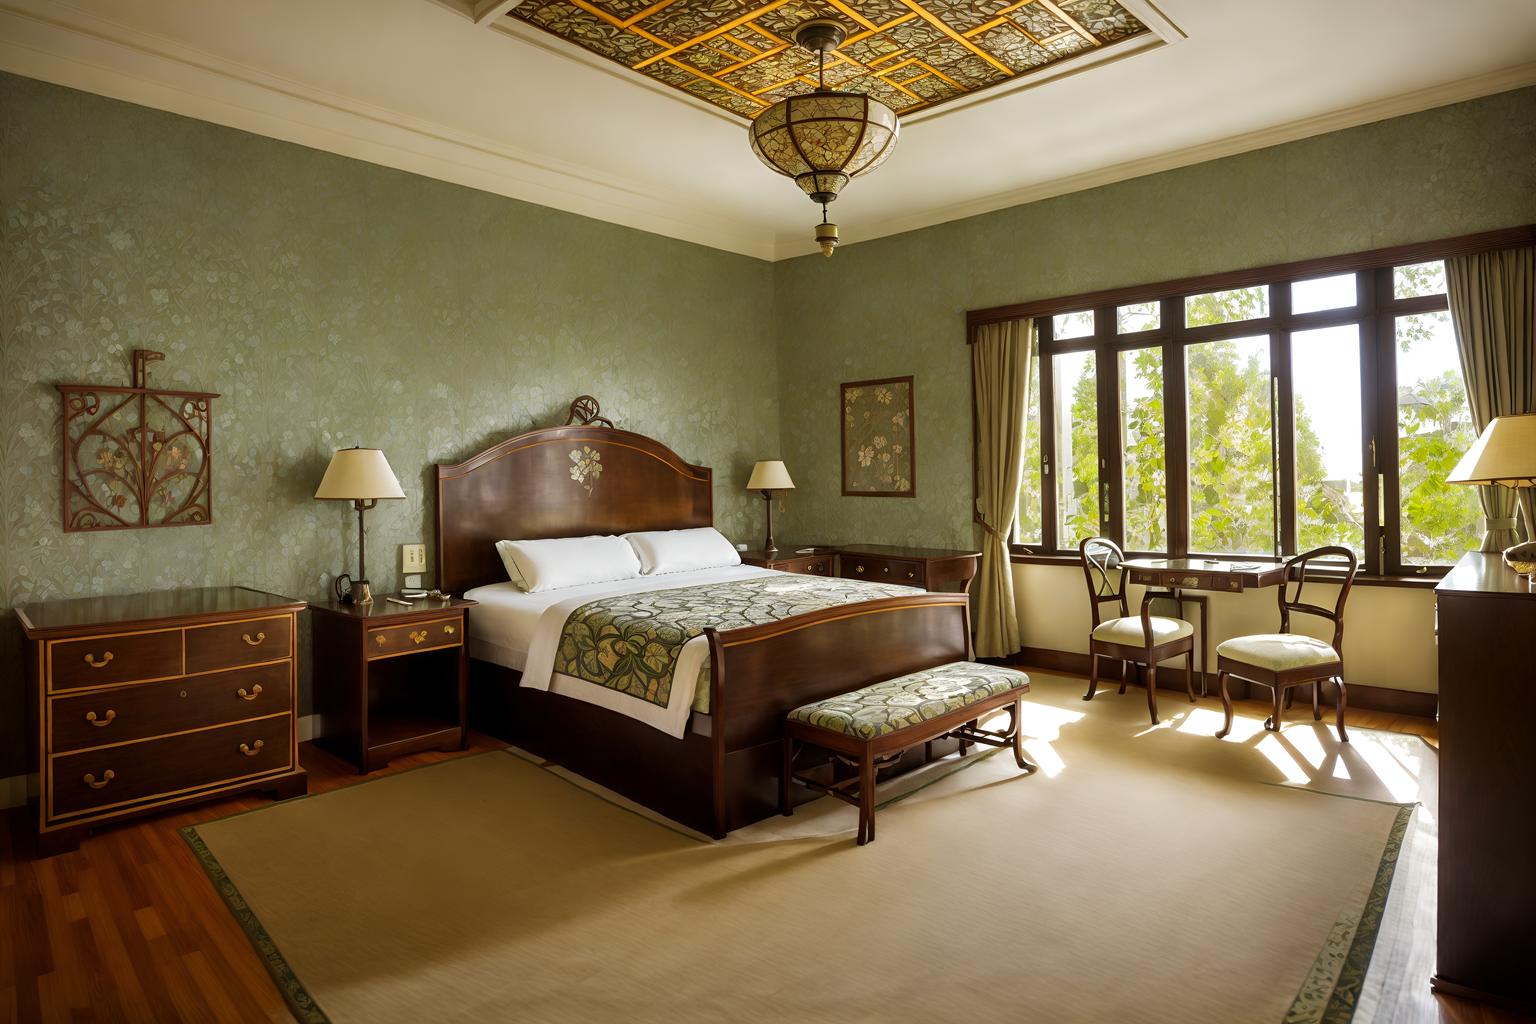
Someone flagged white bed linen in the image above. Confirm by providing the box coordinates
[465,564,778,738]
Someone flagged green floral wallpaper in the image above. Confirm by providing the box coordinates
[0,73,777,772]
[771,86,1536,549]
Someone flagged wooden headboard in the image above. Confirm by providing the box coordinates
[434,407,713,594]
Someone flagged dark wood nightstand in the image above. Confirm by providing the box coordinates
[740,545,836,576]
[310,597,476,773]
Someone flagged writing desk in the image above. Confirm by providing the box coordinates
[1120,558,1289,694]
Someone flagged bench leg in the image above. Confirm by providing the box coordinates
[780,734,793,817]
[857,751,876,846]
[1011,698,1036,773]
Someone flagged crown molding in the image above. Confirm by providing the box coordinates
[0,0,777,260]
[773,58,1536,260]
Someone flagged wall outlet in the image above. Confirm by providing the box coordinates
[401,543,427,574]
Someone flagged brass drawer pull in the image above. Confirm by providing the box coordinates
[241,631,266,646]
[410,630,428,644]
[84,770,115,789]
[1181,576,1200,587]
[84,651,114,669]
[237,684,263,701]
[881,566,889,574]
[856,565,865,573]
[86,709,116,727]
[375,634,387,648]
[444,624,456,635]
[239,740,264,757]
[906,571,916,580]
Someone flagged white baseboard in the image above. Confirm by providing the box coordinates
[1,714,320,809]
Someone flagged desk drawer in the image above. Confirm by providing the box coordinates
[841,556,925,587]
[185,614,292,674]
[50,629,182,691]
[51,714,292,819]
[366,618,461,660]
[50,661,292,753]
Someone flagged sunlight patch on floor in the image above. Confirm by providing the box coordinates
[1021,738,1066,777]
[1350,733,1423,803]
[1178,706,1265,742]
[1256,733,1313,785]
[1016,700,1086,741]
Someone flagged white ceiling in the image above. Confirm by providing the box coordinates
[2,0,1534,261]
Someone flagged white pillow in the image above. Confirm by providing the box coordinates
[494,535,642,593]
[624,528,741,575]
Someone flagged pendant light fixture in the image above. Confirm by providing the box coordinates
[747,20,900,258]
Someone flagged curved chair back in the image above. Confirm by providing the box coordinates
[1278,546,1358,654]
[1079,537,1128,628]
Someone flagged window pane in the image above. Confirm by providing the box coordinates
[1291,273,1357,315]
[1395,311,1480,565]
[1054,350,1099,545]
[1292,326,1364,555]
[1117,302,1159,334]
[1185,286,1268,328]
[1052,310,1094,340]
[1015,348,1043,546]
[1186,335,1274,554]
[1119,348,1165,551]
[1393,261,1447,300]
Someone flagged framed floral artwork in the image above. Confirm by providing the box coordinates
[841,375,915,497]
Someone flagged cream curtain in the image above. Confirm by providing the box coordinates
[971,318,1033,658]
[1446,245,1536,547]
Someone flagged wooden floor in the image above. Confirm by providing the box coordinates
[0,689,1525,1024]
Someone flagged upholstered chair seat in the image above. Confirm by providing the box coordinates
[1092,615,1194,647]
[1216,633,1339,671]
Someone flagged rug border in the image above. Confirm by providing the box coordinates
[180,823,331,1024]
[1282,802,1416,1024]
[178,747,521,1024]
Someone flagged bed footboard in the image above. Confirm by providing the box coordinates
[704,592,972,838]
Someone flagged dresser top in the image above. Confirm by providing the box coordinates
[835,543,980,561]
[15,586,305,638]
[1436,551,1536,600]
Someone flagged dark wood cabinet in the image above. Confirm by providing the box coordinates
[1433,553,1536,1014]
[741,543,979,593]
[311,598,475,773]
[14,586,308,855]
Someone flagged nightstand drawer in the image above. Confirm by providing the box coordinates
[50,629,182,691]
[773,555,833,576]
[49,661,292,753]
[185,614,292,674]
[366,617,461,660]
[51,714,292,819]
[841,556,925,587]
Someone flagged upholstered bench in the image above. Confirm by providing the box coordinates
[781,661,1036,845]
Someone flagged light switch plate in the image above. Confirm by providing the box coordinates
[401,543,427,574]
[404,574,422,590]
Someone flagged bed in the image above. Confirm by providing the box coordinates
[434,399,972,837]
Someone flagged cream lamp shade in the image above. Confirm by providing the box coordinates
[314,447,406,501]
[1446,414,1536,487]
[746,461,795,491]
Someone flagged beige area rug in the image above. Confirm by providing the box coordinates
[185,674,1422,1024]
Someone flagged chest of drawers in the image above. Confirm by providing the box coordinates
[16,586,308,854]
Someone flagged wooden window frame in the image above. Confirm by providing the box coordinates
[972,225,1535,578]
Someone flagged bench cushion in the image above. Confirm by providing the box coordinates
[787,661,1030,741]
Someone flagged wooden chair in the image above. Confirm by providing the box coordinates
[1079,537,1196,725]
[1215,546,1358,743]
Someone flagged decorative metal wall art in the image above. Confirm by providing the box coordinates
[57,350,218,532]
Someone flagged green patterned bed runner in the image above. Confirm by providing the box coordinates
[553,574,918,708]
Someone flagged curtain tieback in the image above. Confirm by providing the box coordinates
[976,517,1006,541]
[1485,517,1518,531]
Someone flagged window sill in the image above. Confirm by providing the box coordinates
[1007,551,1443,589]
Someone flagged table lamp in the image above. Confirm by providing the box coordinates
[1447,413,1536,575]
[315,447,405,604]
[746,460,795,555]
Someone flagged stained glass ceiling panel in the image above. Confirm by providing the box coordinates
[510,0,1151,120]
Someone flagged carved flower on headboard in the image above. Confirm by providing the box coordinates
[569,446,603,496]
